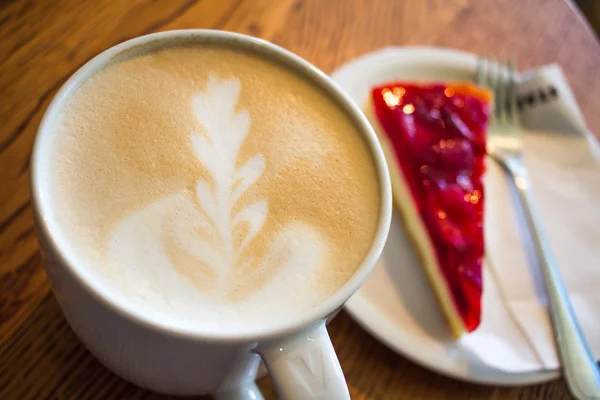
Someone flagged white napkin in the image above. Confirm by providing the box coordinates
[459,65,600,372]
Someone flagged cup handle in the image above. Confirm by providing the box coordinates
[255,321,350,400]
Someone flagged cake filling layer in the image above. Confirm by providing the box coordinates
[371,83,489,332]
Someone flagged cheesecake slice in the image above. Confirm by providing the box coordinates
[365,82,490,337]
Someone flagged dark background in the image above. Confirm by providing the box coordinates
[575,0,600,36]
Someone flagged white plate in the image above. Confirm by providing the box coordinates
[331,47,558,386]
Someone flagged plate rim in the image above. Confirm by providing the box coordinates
[332,45,561,386]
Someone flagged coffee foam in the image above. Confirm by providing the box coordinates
[49,44,379,329]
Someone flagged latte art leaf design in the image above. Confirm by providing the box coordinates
[190,76,268,286]
[108,75,325,303]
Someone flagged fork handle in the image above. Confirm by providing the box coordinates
[508,165,600,400]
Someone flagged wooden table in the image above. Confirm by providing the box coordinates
[1,0,599,398]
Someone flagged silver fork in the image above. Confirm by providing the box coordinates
[478,59,600,400]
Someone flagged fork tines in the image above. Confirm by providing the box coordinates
[476,58,519,123]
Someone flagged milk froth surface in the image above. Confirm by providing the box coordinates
[49,44,379,330]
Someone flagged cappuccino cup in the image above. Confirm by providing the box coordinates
[31,30,391,399]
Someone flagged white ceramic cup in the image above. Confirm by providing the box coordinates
[31,30,392,399]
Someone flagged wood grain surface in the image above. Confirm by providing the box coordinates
[1,0,599,398]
